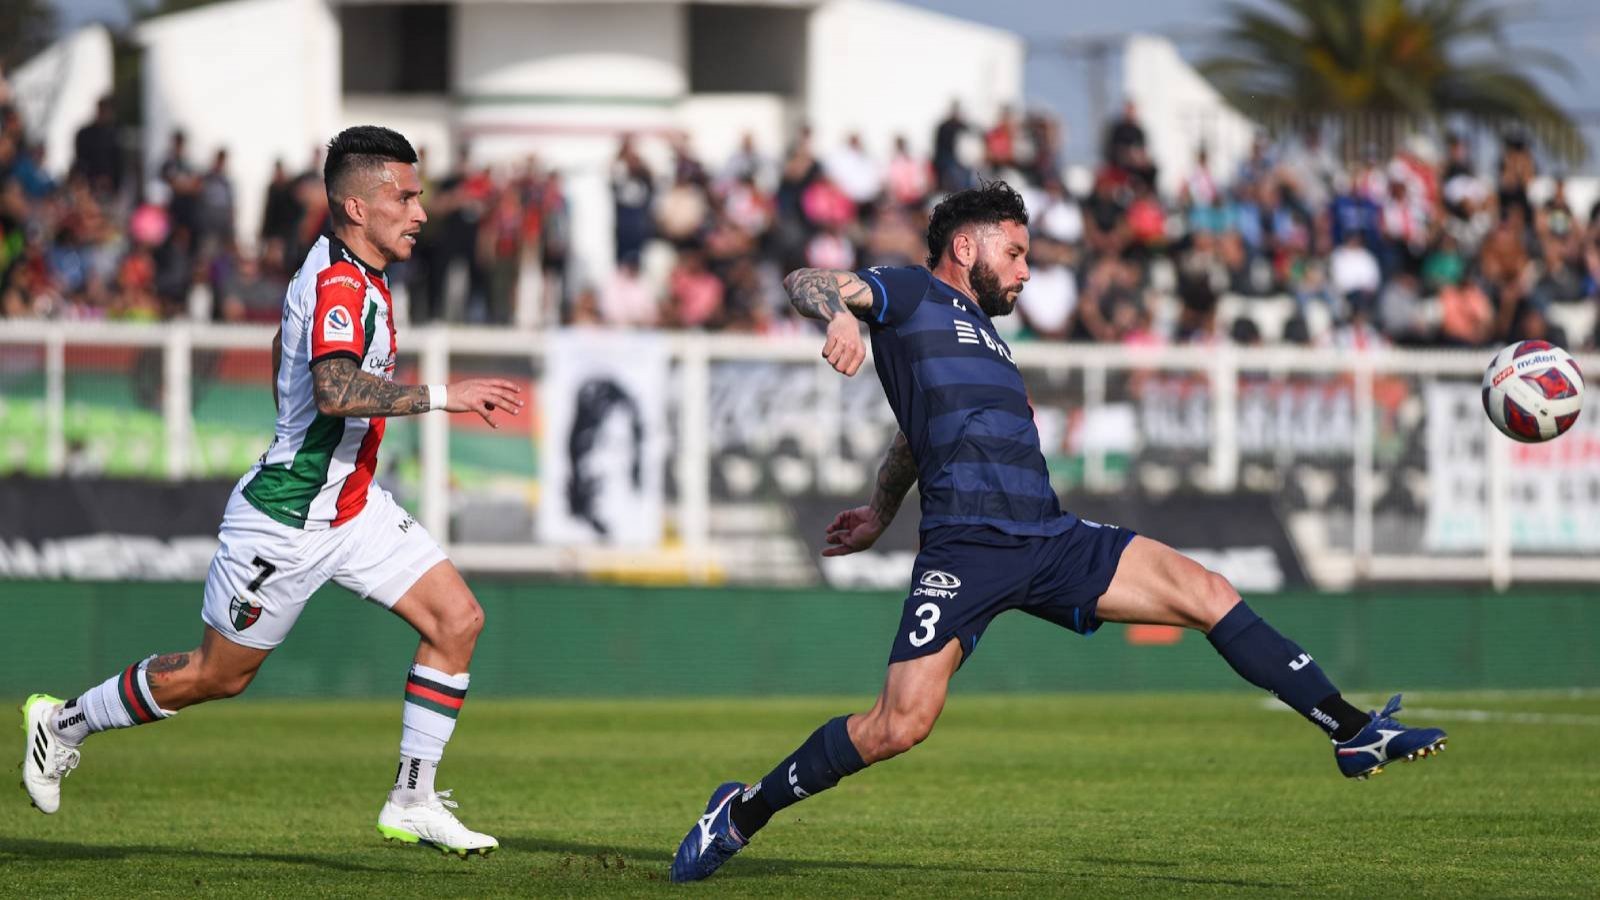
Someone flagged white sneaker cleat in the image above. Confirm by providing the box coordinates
[20,694,80,814]
[376,789,498,858]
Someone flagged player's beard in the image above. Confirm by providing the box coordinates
[971,258,1018,317]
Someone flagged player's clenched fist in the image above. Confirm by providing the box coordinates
[822,313,865,376]
[446,378,524,427]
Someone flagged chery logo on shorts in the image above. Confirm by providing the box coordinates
[914,569,961,600]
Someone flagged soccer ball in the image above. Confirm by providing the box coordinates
[1481,340,1584,442]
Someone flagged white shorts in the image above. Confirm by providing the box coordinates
[201,484,447,650]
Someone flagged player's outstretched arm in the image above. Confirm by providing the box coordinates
[823,432,916,556]
[785,268,872,377]
[310,358,524,427]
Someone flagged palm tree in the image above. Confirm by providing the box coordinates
[1200,0,1583,159]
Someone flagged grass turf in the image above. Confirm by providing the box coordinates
[3,691,1597,897]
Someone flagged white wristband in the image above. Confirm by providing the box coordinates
[427,383,447,411]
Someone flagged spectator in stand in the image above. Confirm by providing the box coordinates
[667,247,724,328]
[1480,205,1534,340]
[72,97,121,199]
[932,99,971,191]
[260,158,301,250]
[612,134,655,264]
[985,104,1018,170]
[1016,236,1077,340]
[197,148,235,255]
[1035,178,1083,246]
[1330,229,1381,318]
[1496,131,1535,227]
[477,182,524,324]
[720,132,768,189]
[158,130,201,248]
[217,239,289,324]
[826,133,883,206]
[885,135,931,208]
[599,258,659,328]
[1103,100,1146,172]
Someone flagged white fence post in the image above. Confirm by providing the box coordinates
[1209,344,1239,492]
[1487,417,1513,591]
[44,327,65,475]
[1352,358,1375,581]
[163,325,193,480]
[419,327,451,547]
[676,334,711,578]
[1084,362,1107,492]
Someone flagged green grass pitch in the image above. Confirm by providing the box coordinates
[4,692,1597,897]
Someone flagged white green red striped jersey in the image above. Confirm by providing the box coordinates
[242,235,398,530]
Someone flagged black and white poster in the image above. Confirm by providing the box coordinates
[538,329,668,547]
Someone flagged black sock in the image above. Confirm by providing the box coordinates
[728,785,773,838]
[728,715,865,840]
[1318,694,1370,742]
[1208,601,1359,738]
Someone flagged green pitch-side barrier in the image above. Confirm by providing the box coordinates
[1,582,1596,698]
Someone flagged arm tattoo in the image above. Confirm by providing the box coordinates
[868,432,917,524]
[311,357,432,417]
[144,652,190,689]
[784,269,874,321]
[147,652,189,674]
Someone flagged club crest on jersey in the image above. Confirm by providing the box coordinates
[322,306,354,342]
[229,596,263,631]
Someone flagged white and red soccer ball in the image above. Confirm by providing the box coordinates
[1481,341,1584,443]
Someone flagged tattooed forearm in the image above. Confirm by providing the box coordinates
[868,432,917,524]
[311,357,432,417]
[784,269,874,321]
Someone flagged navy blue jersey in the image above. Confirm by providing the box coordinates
[857,265,1076,536]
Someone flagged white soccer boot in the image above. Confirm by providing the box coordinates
[20,694,81,814]
[376,789,499,857]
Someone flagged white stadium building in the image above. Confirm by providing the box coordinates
[129,0,1023,284]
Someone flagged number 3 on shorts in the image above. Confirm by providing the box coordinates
[908,602,941,648]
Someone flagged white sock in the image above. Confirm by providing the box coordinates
[51,698,91,746]
[393,664,469,799]
[53,657,174,744]
[394,755,439,796]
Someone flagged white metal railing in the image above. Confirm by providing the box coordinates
[2,320,1597,590]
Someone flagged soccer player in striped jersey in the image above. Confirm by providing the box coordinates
[671,181,1447,882]
[21,126,520,857]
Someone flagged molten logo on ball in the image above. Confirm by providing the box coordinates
[1481,341,1585,443]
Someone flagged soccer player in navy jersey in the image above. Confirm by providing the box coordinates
[671,181,1446,882]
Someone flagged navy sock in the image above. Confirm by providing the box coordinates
[1207,601,1366,739]
[729,715,866,839]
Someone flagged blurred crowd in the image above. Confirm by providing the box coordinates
[3,80,1599,351]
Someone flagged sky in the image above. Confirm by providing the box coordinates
[43,0,1600,163]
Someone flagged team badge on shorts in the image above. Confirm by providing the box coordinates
[229,596,263,631]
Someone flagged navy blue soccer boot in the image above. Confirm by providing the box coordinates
[1334,693,1448,780]
[671,781,747,882]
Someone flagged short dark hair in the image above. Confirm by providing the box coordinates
[925,180,1029,268]
[324,125,417,202]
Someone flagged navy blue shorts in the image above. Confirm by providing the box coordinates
[887,521,1138,665]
